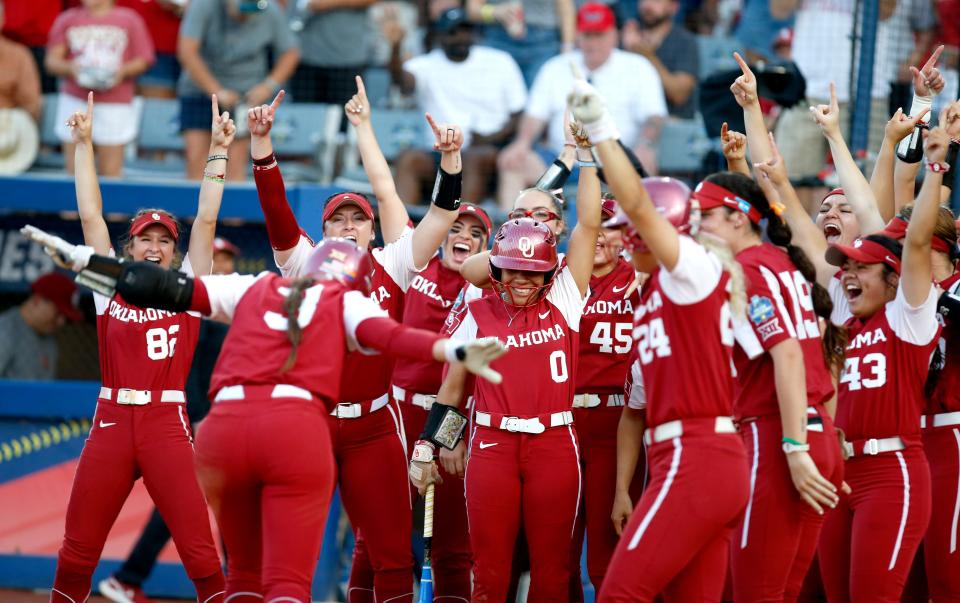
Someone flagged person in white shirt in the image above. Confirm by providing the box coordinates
[390,7,527,204]
[497,2,666,208]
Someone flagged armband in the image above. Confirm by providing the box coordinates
[431,167,462,211]
[420,403,468,450]
[534,159,572,192]
[116,261,196,313]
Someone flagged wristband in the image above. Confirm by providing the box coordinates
[207,154,228,163]
[782,437,806,446]
[412,440,436,462]
[203,170,225,183]
[927,160,951,173]
[420,403,468,450]
[534,159,572,192]
[431,167,462,211]
[480,4,496,23]
[579,161,598,168]
[443,340,464,364]
[252,151,278,171]
[908,94,933,124]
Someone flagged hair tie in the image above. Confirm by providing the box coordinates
[769,201,786,217]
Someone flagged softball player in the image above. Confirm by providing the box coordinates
[250,78,463,603]
[51,93,232,603]
[571,78,759,602]
[410,161,601,601]
[813,128,951,602]
[695,171,845,602]
[390,203,492,602]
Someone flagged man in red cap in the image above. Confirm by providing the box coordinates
[0,271,81,379]
[498,1,666,207]
[212,236,240,275]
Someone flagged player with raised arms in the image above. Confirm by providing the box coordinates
[408,100,602,600]
[21,231,507,603]
[50,92,234,603]
[570,75,761,601]
[250,76,465,603]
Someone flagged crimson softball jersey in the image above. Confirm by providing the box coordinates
[635,236,760,428]
[277,229,420,401]
[203,272,387,408]
[829,281,940,441]
[732,243,835,418]
[392,255,465,394]
[94,256,200,391]
[451,266,587,416]
[929,272,960,414]
[577,259,639,394]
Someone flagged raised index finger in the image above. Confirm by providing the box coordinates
[721,121,729,140]
[269,89,285,111]
[211,93,221,121]
[355,75,367,100]
[86,91,94,119]
[424,112,441,135]
[733,52,752,78]
[922,45,945,74]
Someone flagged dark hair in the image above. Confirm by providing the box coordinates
[120,208,183,269]
[707,172,849,373]
[862,234,904,279]
[516,188,568,240]
[280,277,315,373]
[897,204,960,260]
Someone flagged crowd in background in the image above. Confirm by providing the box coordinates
[0,0,955,185]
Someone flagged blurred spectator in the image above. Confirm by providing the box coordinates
[116,0,185,99]
[0,272,82,380]
[622,0,699,118]
[369,3,423,69]
[773,0,935,211]
[1,0,62,93]
[287,0,374,106]
[212,236,240,273]
[497,2,666,207]
[877,0,938,120]
[0,1,42,122]
[391,7,526,204]
[467,0,576,86]
[45,0,155,177]
[734,0,795,62]
[177,0,299,181]
[934,0,958,114]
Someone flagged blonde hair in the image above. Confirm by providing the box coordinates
[696,232,746,316]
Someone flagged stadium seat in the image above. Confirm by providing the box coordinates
[34,93,65,171]
[270,103,342,183]
[362,66,393,108]
[334,108,429,190]
[124,97,185,177]
[656,117,711,175]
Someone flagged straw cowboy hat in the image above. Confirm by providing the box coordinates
[0,108,39,175]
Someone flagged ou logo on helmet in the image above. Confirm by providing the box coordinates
[518,236,535,258]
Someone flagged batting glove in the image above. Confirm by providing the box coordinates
[21,225,95,272]
[566,62,619,143]
[444,337,507,384]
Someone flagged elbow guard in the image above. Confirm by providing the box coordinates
[419,402,468,450]
[535,159,572,192]
[116,261,195,313]
[432,167,462,211]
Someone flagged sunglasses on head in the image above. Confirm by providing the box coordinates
[508,208,560,222]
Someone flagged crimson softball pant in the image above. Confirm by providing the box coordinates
[730,410,844,603]
[569,406,646,600]
[192,397,335,603]
[922,425,960,601]
[327,399,415,603]
[399,400,473,602]
[818,445,932,603]
[465,423,582,603]
[599,429,749,603]
[52,400,224,603]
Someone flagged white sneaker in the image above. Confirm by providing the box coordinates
[98,576,150,603]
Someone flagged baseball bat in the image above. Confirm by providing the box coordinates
[418,482,435,602]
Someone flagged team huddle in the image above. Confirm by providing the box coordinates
[22,44,960,603]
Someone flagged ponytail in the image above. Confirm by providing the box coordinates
[280,277,316,373]
[697,232,746,316]
[764,213,847,373]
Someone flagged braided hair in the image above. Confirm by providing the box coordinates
[706,172,848,373]
[280,276,316,373]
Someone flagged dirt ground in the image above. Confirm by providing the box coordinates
[0,589,183,602]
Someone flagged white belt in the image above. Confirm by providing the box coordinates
[843,436,906,458]
[100,387,185,405]
[475,410,574,434]
[921,411,960,429]
[644,417,736,445]
[807,407,824,432]
[331,393,391,419]
[572,394,625,408]
[214,384,313,402]
[392,385,437,410]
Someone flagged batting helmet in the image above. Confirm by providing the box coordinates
[304,238,375,295]
[603,177,696,252]
[489,218,559,306]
